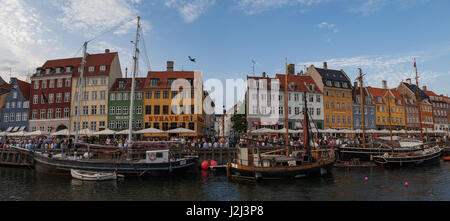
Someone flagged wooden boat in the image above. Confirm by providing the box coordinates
[373,146,442,167]
[227,87,335,180]
[71,169,117,181]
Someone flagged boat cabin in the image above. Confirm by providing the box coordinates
[237,147,313,168]
[145,150,169,163]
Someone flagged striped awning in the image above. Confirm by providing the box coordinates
[6,127,13,132]
[18,126,26,131]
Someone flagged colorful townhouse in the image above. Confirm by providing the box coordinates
[307,62,353,130]
[108,78,146,131]
[142,61,207,136]
[30,59,75,133]
[70,49,122,132]
[396,80,433,131]
[368,82,405,130]
[0,78,30,132]
[0,78,12,132]
[352,83,376,130]
[423,88,449,131]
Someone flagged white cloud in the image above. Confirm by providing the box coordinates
[0,0,56,81]
[164,0,216,23]
[57,0,142,38]
[317,22,338,33]
[236,0,324,15]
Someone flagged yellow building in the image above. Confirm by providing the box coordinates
[307,62,353,129]
[142,61,208,137]
[70,50,122,132]
[368,85,405,130]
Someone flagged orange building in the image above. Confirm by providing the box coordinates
[367,84,405,130]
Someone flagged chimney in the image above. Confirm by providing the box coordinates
[422,86,427,91]
[323,62,328,70]
[105,49,110,54]
[167,61,174,72]
[406,78,412,84]
[288,64,295,75]
[262,72,266,78]
[382,80,387,89]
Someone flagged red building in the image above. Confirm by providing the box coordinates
[423,88,449,131]
[29,59,76,132]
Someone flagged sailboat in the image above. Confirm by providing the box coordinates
[337,69,429,162]
[372,59,442,167]
[32,17,198,176]
[226,60,335,180]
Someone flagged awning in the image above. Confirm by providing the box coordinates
[6,127,13,132]
[12,126,19,132]
[19,126,26,131]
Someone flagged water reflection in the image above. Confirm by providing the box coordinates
[0,161,448,201]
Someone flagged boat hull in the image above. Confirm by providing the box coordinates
[34,154,198,176]
[338,146,426,161]
[373,150,442,167]
[229,158,335,180]
[70,169,117,181]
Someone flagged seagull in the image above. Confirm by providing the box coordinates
[188,56,196,63]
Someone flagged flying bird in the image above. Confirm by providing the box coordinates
[188,56,196,63]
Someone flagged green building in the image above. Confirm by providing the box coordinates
[108,78,146,131]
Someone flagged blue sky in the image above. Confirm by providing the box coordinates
[1,0,450,110]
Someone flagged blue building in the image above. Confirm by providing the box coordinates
[0,78,31,132]
[352,84,376,130]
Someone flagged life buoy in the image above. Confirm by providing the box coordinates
[149,153,157,161]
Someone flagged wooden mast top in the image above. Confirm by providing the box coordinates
[387,88,394,155]
[414,58,424,141]
[358,69,366,148]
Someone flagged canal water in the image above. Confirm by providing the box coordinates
[0,161,449,201]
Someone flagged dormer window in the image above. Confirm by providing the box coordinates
[118,80,126,89]
[66,67,72,73]
[56,68,61,73]
[326,80,332,87]
[377,97,382,103]
[46,69,51,74]
[100,65,106,72]
[334,81,341,87]
[167,78,176,87]
[89,66,95,72]
[150,78,159,87]
[342,83,348,88]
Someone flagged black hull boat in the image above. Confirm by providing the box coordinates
[33,150,198,176]
[338,145,426,161]
[373,147,442,167]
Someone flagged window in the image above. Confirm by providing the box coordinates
[91,91,97,100]
[100,65,106,71]
[34,81,39,89]
[55,108,61,118]
[66,67,72,73]
[64,92,70,102]
[154,123,160,129]
[316,95,321,103]
[42,80,47,89]
[145,105,152,114]
[189,123,195,130]
[99,121,105,130]
[91,122,97,131]
[154,91,161,99]
[23,101,29,108]
[57,79,62,88]
[123,93,128,101]
[83,106,88,115]
[163,91,169,99]
[100,91,106,100]
[116,93,122,101]
[154,106,160,115]
[146,91,152,99]
[5,102,9,109]
[48,94,54,104]
[22,113,27,121]
[110,106,115,115]
[109,121,115,129]
[100,105,106,115]
[123,106,128,115]
[162,123,169,131]
[150,78,159,86]
[47,109,53,119]
[49,80,54,88]
[82,122,88,129]
[84,92,89,101]
[163,105,169,115]
[110,93,115,101]
[116,106,122,115]
[56,93,62,103]
[64,108,70,118]
[89,66,95,72]
[317,108,321,116]
[3,114,8,123]
[136,92,142,100]
[101,76,107,85]
[32,110,37,119]
[41,94,46,104]
[91,105,97,115]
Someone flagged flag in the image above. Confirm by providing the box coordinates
[41,92,48,103]
[414,58,417,68]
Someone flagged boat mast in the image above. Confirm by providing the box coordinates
[358,69,366,148]
[303,91,310,154]
[128,16,140,144]
[387,89,394,155]
[75,42,88,144]
[403,95,408,137]
[414,58,424,141]
[284,57,289,157]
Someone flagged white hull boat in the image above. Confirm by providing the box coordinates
[71,169,118,181]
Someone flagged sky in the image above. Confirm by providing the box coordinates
[1,0,450,111]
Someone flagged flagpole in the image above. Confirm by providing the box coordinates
[414,58,424,141]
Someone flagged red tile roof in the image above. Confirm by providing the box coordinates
[16,79,31,100]
[143,71,200,89]
[367,87,403,105]
[275,74,322,94]
[36,52,118,77]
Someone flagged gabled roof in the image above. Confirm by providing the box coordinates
[15,79,31,100]
[0,84,11,95]
[352,86,373,103]
[247,76,277,90]
[36,52,118,78]
[0,76,7,86]
[313,66,352,89]
[110,78,146,92]
[275,74,322,94]
[367,87,403,105]
[401,82,429,101]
